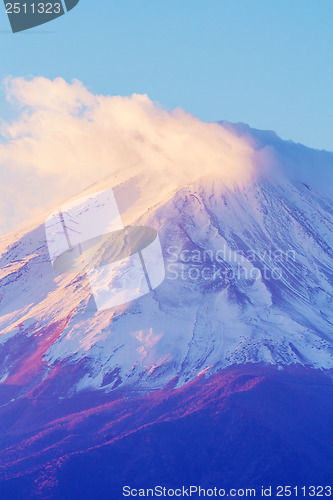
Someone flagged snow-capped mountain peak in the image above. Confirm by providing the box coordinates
[0,123,333,399]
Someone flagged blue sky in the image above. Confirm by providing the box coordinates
[1,0,333,151]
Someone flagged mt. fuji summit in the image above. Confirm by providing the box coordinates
[0,122,332,497]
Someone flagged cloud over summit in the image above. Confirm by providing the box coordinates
[0,77,257,235]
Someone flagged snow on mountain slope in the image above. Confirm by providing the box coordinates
[0,124,333,399]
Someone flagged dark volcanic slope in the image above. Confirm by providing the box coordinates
[0,366,332,499]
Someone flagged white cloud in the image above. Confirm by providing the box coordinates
[0,76,258,235]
